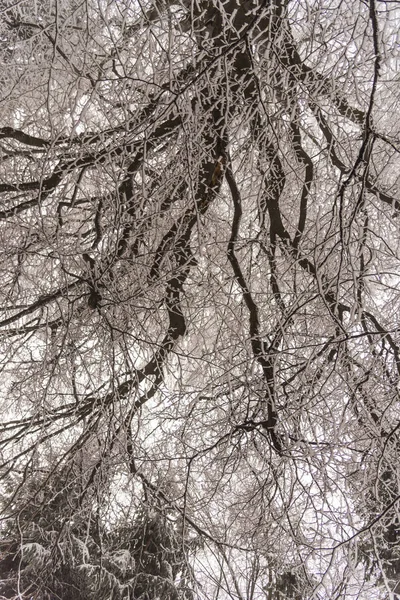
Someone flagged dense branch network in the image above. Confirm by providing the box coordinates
[0,0,400,598]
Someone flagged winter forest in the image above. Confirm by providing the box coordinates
[0,0,399,598]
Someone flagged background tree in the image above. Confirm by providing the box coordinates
[0,0,399,598]
[0,459,196,599]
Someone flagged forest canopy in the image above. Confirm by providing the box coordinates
[0,0,400,598]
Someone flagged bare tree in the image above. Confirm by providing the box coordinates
[0,0,400,597]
